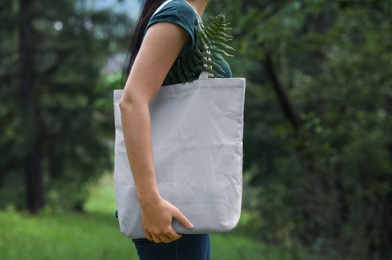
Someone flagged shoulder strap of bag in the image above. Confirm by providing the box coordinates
[152,0,173,18]
[184,1,202,23]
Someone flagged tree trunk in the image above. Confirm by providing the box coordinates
[25,139,45,213]
[242,0,249,12]
[263,47,301,131]
[19,0,45,213]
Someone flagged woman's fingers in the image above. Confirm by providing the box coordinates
[145,232,153,241]
[160,234,176,243]
[171,206,194,229]
[148,226,182,243]
[146,229,180,243]
[164,226,182,242]
[140,198,192,243]
[151,234,162,243]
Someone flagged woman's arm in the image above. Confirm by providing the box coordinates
[119,22,193,244]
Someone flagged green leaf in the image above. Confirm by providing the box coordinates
[164,8,235,84]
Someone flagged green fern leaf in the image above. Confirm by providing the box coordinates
[164,8,235,84]
[197,65,221,78]
[169,69,179,84]
[203,59,224,73]
[176,60,186,83]
[212,42,236,53]
[212,48,234,58]
[182,56,195,80]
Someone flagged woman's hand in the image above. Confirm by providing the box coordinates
[140,196,193,243]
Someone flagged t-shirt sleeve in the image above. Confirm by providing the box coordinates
[146,1,198,57]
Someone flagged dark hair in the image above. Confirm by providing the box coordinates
[122,0,167,86]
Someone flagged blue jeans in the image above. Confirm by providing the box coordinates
[133,234,210,260]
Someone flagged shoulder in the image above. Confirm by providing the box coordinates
[148,0,198,29]
[146,0,198,56]
[160,0,197,17]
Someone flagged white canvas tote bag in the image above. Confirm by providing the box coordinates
[113,0,246,239]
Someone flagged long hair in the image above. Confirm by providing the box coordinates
[122,0,167,86]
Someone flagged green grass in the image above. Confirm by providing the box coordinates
[0,210,135,259]
[0,174,291,260]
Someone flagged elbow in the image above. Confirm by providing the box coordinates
[119,97,127,112]
[119,95,133,113]
[119,94,144,114]
[119,89,150,114]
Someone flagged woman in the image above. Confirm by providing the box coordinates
[119,0,231,258]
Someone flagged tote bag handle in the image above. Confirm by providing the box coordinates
[152,0,173,17]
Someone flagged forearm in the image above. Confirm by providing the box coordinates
[119,100,160,203]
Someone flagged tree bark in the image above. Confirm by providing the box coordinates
[242,0,249,12]
[19,0,45,213]
[263,47,301,131]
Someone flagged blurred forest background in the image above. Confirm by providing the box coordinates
[1,0,392,259]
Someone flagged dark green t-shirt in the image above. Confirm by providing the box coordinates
[146,0,232,81]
